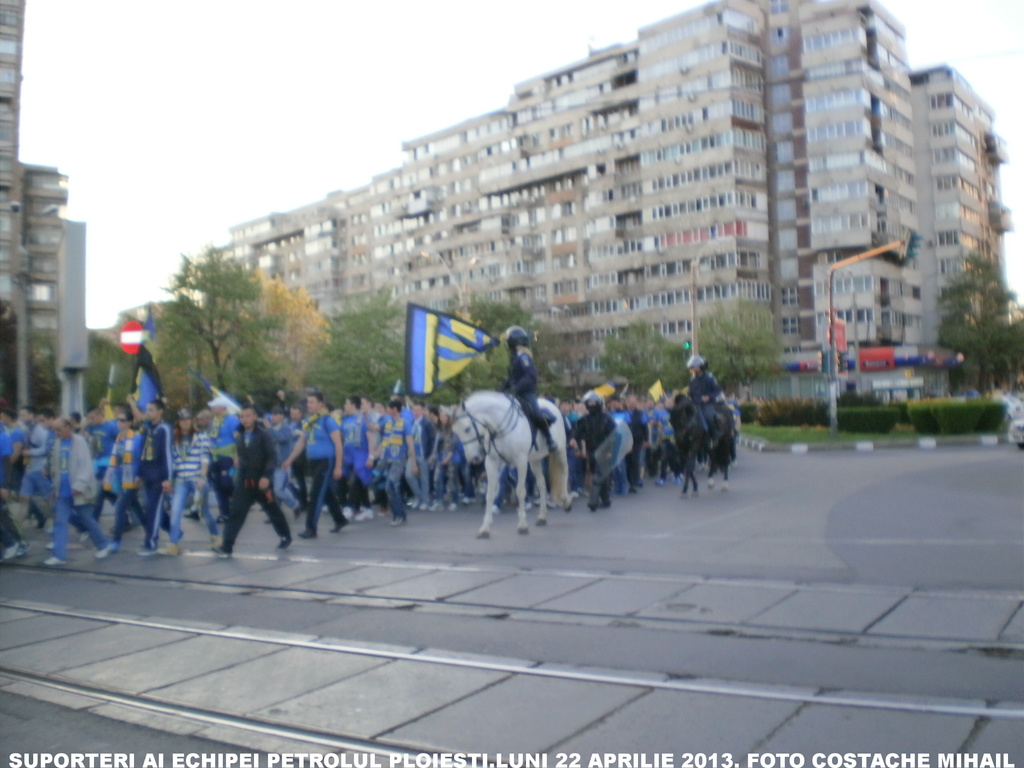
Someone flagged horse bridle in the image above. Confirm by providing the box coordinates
[455,396,521,466]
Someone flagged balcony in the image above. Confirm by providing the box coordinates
[985,133,1008,165]
[988,203,1014,233]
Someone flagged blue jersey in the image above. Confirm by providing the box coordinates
[209,414,240,461]
[0,430,10,486]
[304,412,340,461]
[381,412,412,462]
[58,438,73,499]
[85,420,120,469]
[139,421,174,484]
[341,413,369,455]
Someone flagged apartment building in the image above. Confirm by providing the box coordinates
[226,0,1010,396]
[910,65,1011,345]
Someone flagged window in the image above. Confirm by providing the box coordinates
[782,316,800,335]
[775,141,794,163]
[771,84,791,105]
[771,55,788,77]
[772,112,793,134]
[781,286,799,306]
[776,170,795,192]
[777,199,797,221]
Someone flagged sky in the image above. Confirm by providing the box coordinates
[18,0,1024,329]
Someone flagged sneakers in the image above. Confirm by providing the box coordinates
[137,547,159,557]
[157,543,180,556]
[390,517,407,527]
[78,531,90,543]
[106,541,120,554]
[210,535,222,549]
[298,529,317,539]
[211,546,232,558]
[330,519,347,533]
[354,507,375,522]
[2,544,17,560]
[277,537,292,550]
[342,506,354,520]
[14,542,29,558]
[95,543,116,560]
[448,502,458,511]
[655,478,665,487]
[43,556,66,567]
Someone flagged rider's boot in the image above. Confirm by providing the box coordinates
[540,422,557,452]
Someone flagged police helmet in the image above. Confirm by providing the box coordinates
[505,325,530,350]
[686,354,706,370]
[582,390,604,409]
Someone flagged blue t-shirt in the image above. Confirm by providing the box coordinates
[381,412,412,462]
[58,438,73,499]
[341,413,369,455]
[86,420,120,468]
[0,431,11,486]
[304,412,340,461]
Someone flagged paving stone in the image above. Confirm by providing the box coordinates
[252,659,503,739]
[0,624,179,674]
[867,594,1020,641]
[286,565,429,594]
[751,589,905,633]
[0,614,107,650]
[63,635,280,692]
[386,672,644,753]
[759,703,975,752]
[360,569,511,600]
[557,689,800,755]
[454,573,599,609]
[534,577,685,616]
[996,602,1024,642]
[637,583,795,624]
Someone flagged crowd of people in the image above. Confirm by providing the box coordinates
[0,356,736,564]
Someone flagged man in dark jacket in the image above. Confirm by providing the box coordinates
[575,391,616,512]
[213,404,291,557]
[502,325,556,452]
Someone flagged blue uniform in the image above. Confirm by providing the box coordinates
[503,347,554,447]
[689,371,724,436]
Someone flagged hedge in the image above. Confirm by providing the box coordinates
[934,402,988,434]
[756,398,828,427]
[738,403,759,425]
[906,403,941,435]
[974,401,1008,432]
[907,400,1004,435]
[836,406,900,434]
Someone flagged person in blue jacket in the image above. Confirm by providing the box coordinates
[686,354,724,442]
[501,326,556,452]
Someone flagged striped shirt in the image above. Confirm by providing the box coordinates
[173,431,212,482]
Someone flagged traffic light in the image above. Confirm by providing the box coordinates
[836,349,849,372]
[816,348,824,372]
[683,339,692,351]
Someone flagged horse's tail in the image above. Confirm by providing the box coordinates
[549,443,569,507]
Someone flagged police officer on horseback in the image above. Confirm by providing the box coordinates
[686,354,724,443]
[502,326,557,452]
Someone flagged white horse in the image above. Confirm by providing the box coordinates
[452,391,572,538]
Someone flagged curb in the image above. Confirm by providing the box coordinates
[736,434,1010,453]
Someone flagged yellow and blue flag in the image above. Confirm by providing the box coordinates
[188,368,242,414]
[405,304,498,396]
[593,382,616,399]
[648,379,665,402]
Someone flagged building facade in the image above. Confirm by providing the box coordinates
[0,0,73,408]
[225,0,1010,397]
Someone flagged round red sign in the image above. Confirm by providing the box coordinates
[120,320,145,354]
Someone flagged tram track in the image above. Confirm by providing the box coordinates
[2,557,1021,655]
[2,595,1023,724]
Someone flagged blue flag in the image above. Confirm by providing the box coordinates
[405,304,499,396]
[188,368,242,414]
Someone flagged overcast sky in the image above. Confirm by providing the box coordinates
[18,0,1024,328]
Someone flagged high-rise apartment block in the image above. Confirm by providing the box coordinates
[0,0,72,408]
[227,0,1010,397]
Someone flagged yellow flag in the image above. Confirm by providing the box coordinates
[648,380,664,401]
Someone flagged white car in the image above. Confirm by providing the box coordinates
[1010,415,1024,450]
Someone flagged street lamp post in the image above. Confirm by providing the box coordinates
[421,251,473,315]
[825,236,911,436]
[11,202,30,409]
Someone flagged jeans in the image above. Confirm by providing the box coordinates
[273,468,298,509]
[53,496,109,561]
[406,455,430,507]
[169,479,219,544]
[385,461,406,521]
[110,488,143,543]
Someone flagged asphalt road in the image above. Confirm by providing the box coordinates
[1,444,1021,758]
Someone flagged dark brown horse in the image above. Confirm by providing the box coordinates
[670,394,735,495]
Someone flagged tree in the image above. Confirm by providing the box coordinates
[309,290,404,404]
[599,321,681,395]
[939,254,1024,392]
[160,246,283,400]
[696,300,781,393]
[259,273,328,391]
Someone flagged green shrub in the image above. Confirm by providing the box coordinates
[895,401,911,424]
[934,402,987,434]
[756,398,828,427]
[836,407,899,434]
[906,403,941,435]
[738,403,759,425]
[974,401,1008,432]
[838,391,883,407]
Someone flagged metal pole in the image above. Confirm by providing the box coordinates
[12,206,30,409]
[828,269,838,437]
[690,258,699,355]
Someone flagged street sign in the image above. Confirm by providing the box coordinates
[120,320,144,354]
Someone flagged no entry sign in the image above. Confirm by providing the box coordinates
[120,320,145,354]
